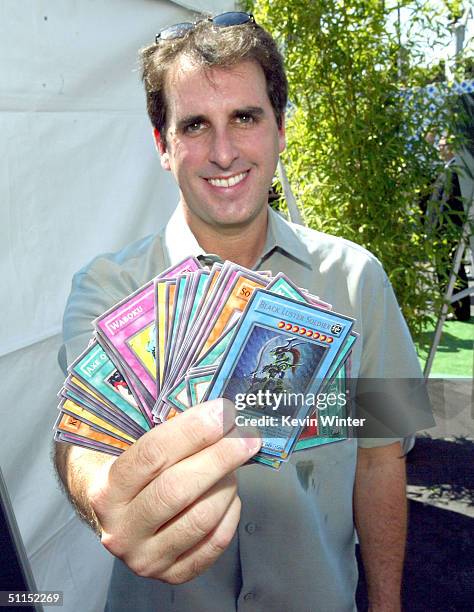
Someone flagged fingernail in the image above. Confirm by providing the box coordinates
[242,435,262,455]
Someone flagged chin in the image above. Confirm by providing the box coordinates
[209,200,266,226]
[209,210,261,229]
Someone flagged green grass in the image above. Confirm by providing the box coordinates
[416,318,474,377]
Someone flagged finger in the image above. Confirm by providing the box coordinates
[158,495,242,584]
[120,473,237,577]
[103,398,236,507]
[128,429,260,539]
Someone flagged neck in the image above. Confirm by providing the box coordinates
[182,206,268,269]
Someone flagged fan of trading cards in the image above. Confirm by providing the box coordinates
[55,257,358,469]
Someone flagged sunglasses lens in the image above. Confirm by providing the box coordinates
[212,12,253,27]
[157,22,194,41]
[155,12,255,43]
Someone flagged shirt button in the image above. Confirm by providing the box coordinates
[245,522,256,534]
[243,592,254,601]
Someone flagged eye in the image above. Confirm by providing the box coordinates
[183,120,206,134]
[235,113,255,125]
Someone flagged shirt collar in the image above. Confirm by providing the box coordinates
[163,205,206,267]
[258,207,313,270]
[163,204,312,269]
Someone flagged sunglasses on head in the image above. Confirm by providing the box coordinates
[155,11,255,43]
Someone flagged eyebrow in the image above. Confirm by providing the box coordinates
[176,106,266,131]
[232,106,265,118]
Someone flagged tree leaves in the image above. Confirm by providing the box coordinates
[246,0,466,338]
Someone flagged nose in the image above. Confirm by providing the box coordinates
[209,127,239,169]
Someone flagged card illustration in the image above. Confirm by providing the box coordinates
[222,325,327,418]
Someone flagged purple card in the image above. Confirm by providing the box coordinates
[94,257,202,401]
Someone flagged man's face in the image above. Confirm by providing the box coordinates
[156,57,285,229]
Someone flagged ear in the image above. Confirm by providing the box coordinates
[153,128,170,171]
[278,113,286,153]
[278,115,286,154]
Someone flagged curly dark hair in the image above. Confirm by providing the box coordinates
[140,17,287,142]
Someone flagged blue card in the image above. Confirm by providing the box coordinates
[205,289,355,462]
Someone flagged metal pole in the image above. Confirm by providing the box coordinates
[277,159,305,226]
[423,220,472,378]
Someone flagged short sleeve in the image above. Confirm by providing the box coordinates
[58,233,167,374]
[60,270,119,372]
[355,264,429,448]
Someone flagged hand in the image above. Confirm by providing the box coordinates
[88,399,261,584]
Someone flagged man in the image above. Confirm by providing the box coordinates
[55,12,422,611]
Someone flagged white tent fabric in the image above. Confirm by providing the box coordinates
[0,1,234,610]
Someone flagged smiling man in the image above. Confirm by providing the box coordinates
[156,56,284,267]
[55,12,423,612]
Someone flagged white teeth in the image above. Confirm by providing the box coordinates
[208,172,247,188]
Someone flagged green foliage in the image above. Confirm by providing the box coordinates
[442,0,464,21]
[245,0,467,339]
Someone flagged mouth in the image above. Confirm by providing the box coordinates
[206,171,249,188]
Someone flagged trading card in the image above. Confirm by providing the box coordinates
[153,264,230,416]
[184,266,268,370]
[294,366,349,451]
[253,275,348,456]
[170,263,223,356]
[126,321,156,380]
[62,377,108,415]
[153,266,223,418]
[166,280,178,335]
[202,263,223,298]
[164,367,213,413]
[64,374,145,437]
[95,257,202,400]
[69,340,151,432]
[321,332,357,390]
[163,265,232,375]
[173,270,209,351]
[64,364,142,431]
[164,323,238,412]
[54,412,131,453]
[199,270,270,355]
[162,280,179,381]
[95,281,157,399]
[267,273,331,311]
[155,279,176,386]
[166,272,336,416]
[266,273,311,303]
[54,430,123,456]
[155,280,169,389]
[186,368,217,407]
[290,331,356,453]
[163,378,190,412]
[205,289,354,463]
[112,359,155,420]
[192,321,238,369]
[69,340,151,429]
[251,455,282,470]
[66,375,105,406]
[60,382,141,437]
[303,292,332,310]
[164,275,189,376]
[159,265,223,384]
[57,256,361,468]
[157,267,269,420]
[60,398,137,444]
[174,262,238,344]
